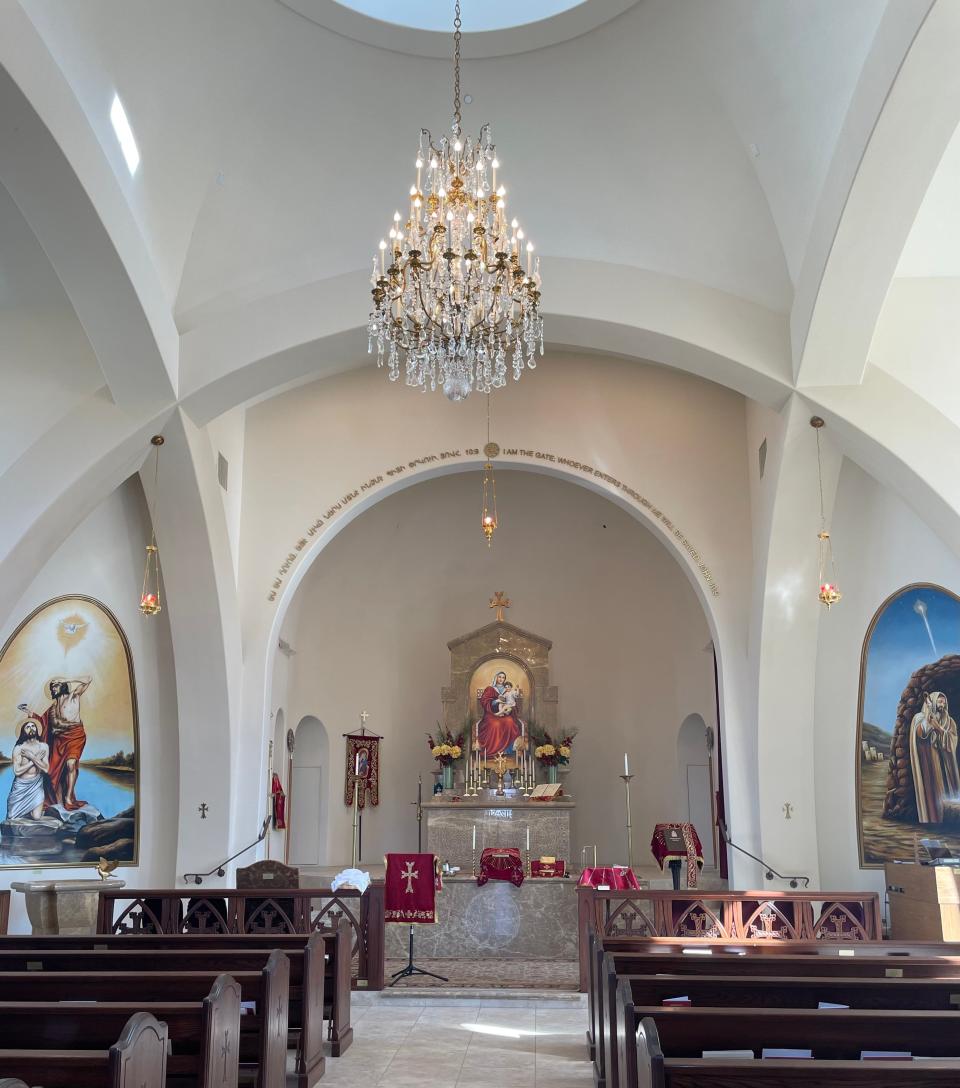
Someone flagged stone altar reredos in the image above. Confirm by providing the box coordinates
[425,798,574,872]
[11,877,126,935]
[442,619,558,737]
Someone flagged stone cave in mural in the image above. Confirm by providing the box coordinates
[0,596,139,868]
[857,583,960,867]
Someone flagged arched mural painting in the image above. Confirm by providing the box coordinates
[857,584,960,867]
[0,596,139,868]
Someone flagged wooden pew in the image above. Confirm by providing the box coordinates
[0,1011,168,1088]
[596,947,960,1088]
[0,915,353,1061]
[0,974,241,1088]
[631,1013,960,1088]
[620,971,960,1010]
[0,946,321,1086]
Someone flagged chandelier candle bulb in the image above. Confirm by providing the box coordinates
[624,752,629,776]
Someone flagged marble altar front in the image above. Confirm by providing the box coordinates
[383,874,578,960]
[382,798,579,961]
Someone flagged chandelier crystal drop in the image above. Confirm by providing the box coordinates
[368,1,543,401]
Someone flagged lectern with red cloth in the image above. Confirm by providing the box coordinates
[476,847,525,887]
[651,822,704,888]
[385,853,442,924]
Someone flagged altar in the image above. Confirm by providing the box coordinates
[382,796,578,960]
[383,600,580,960]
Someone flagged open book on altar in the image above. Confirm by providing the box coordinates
[531,783,563,799]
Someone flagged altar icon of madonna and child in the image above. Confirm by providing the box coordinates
[470,658,530,766]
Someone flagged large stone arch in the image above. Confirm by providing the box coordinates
[235,456,759,881]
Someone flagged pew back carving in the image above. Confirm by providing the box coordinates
[97,886,385,989]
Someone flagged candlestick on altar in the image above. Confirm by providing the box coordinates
[619,773,635,872]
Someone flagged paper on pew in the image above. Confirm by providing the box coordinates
[860,1051,911,1060]
[681,947,713,955]
[662,996,690,1006]
[762,1049,813,1059]
[817,1001,849,1009]
[241,999,257,1015]
[702,1050,754,1060]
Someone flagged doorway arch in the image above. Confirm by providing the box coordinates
[289,716,330,867]
[677,712,715,869]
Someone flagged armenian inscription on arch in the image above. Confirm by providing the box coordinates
[266,447,719,602]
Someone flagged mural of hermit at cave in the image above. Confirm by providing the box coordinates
[0,597,139,869]
[857,584,960,868]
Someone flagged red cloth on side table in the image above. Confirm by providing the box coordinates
[530,859,566,879]
[578,866,640,890]
[385,853,442,923]
[477,847,525,887]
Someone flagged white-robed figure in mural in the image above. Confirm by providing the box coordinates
[6,719,50,821]
[909,691,960,824]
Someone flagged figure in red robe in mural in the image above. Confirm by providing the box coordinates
[35,676,91,811]
[476,670,524,756]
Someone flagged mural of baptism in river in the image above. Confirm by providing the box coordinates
[857,584,960,867]
[0,596,138,868]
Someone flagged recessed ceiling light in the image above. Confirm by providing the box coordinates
[110,93,140,175]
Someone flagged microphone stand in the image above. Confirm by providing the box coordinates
[389,775,448,985]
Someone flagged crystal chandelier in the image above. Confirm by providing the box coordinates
[811,416,841,609]
[368,1,544,402]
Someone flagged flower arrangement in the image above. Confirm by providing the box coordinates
[427,724,464,767]
[530,727,577,767]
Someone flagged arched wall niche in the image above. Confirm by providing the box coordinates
[288,715,330,867]
[677,712,715,869]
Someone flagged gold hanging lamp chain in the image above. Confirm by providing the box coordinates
[149,434,164,543]
[452,0,463,135]
[815,425,826,529]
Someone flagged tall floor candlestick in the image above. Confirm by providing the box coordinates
[619,773,635,872]
[351,780,359,867]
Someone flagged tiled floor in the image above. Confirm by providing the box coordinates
[314,993,592,1088]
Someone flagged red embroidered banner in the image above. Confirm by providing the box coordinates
[270,772,287,830]
[384,853,441,924]
[344,734,380,810]
[476,847,525,887]
[650,822,704,887]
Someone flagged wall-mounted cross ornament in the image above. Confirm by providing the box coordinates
[360,710,370,726]
[198,802,209,819]
[782,802,793,820]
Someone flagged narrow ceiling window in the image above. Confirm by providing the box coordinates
[110,93,140,175]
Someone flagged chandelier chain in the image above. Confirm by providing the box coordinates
[815,427,826,528]
[453,1,462,134]
[367,0,543,400]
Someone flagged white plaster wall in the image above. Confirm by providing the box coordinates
[280,471,715,868]
[0,477,179,932]
[206,405,245,582]
[814,458,960,904]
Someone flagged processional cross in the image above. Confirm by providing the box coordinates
[401,860,419,894]
[490,591,511,622]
